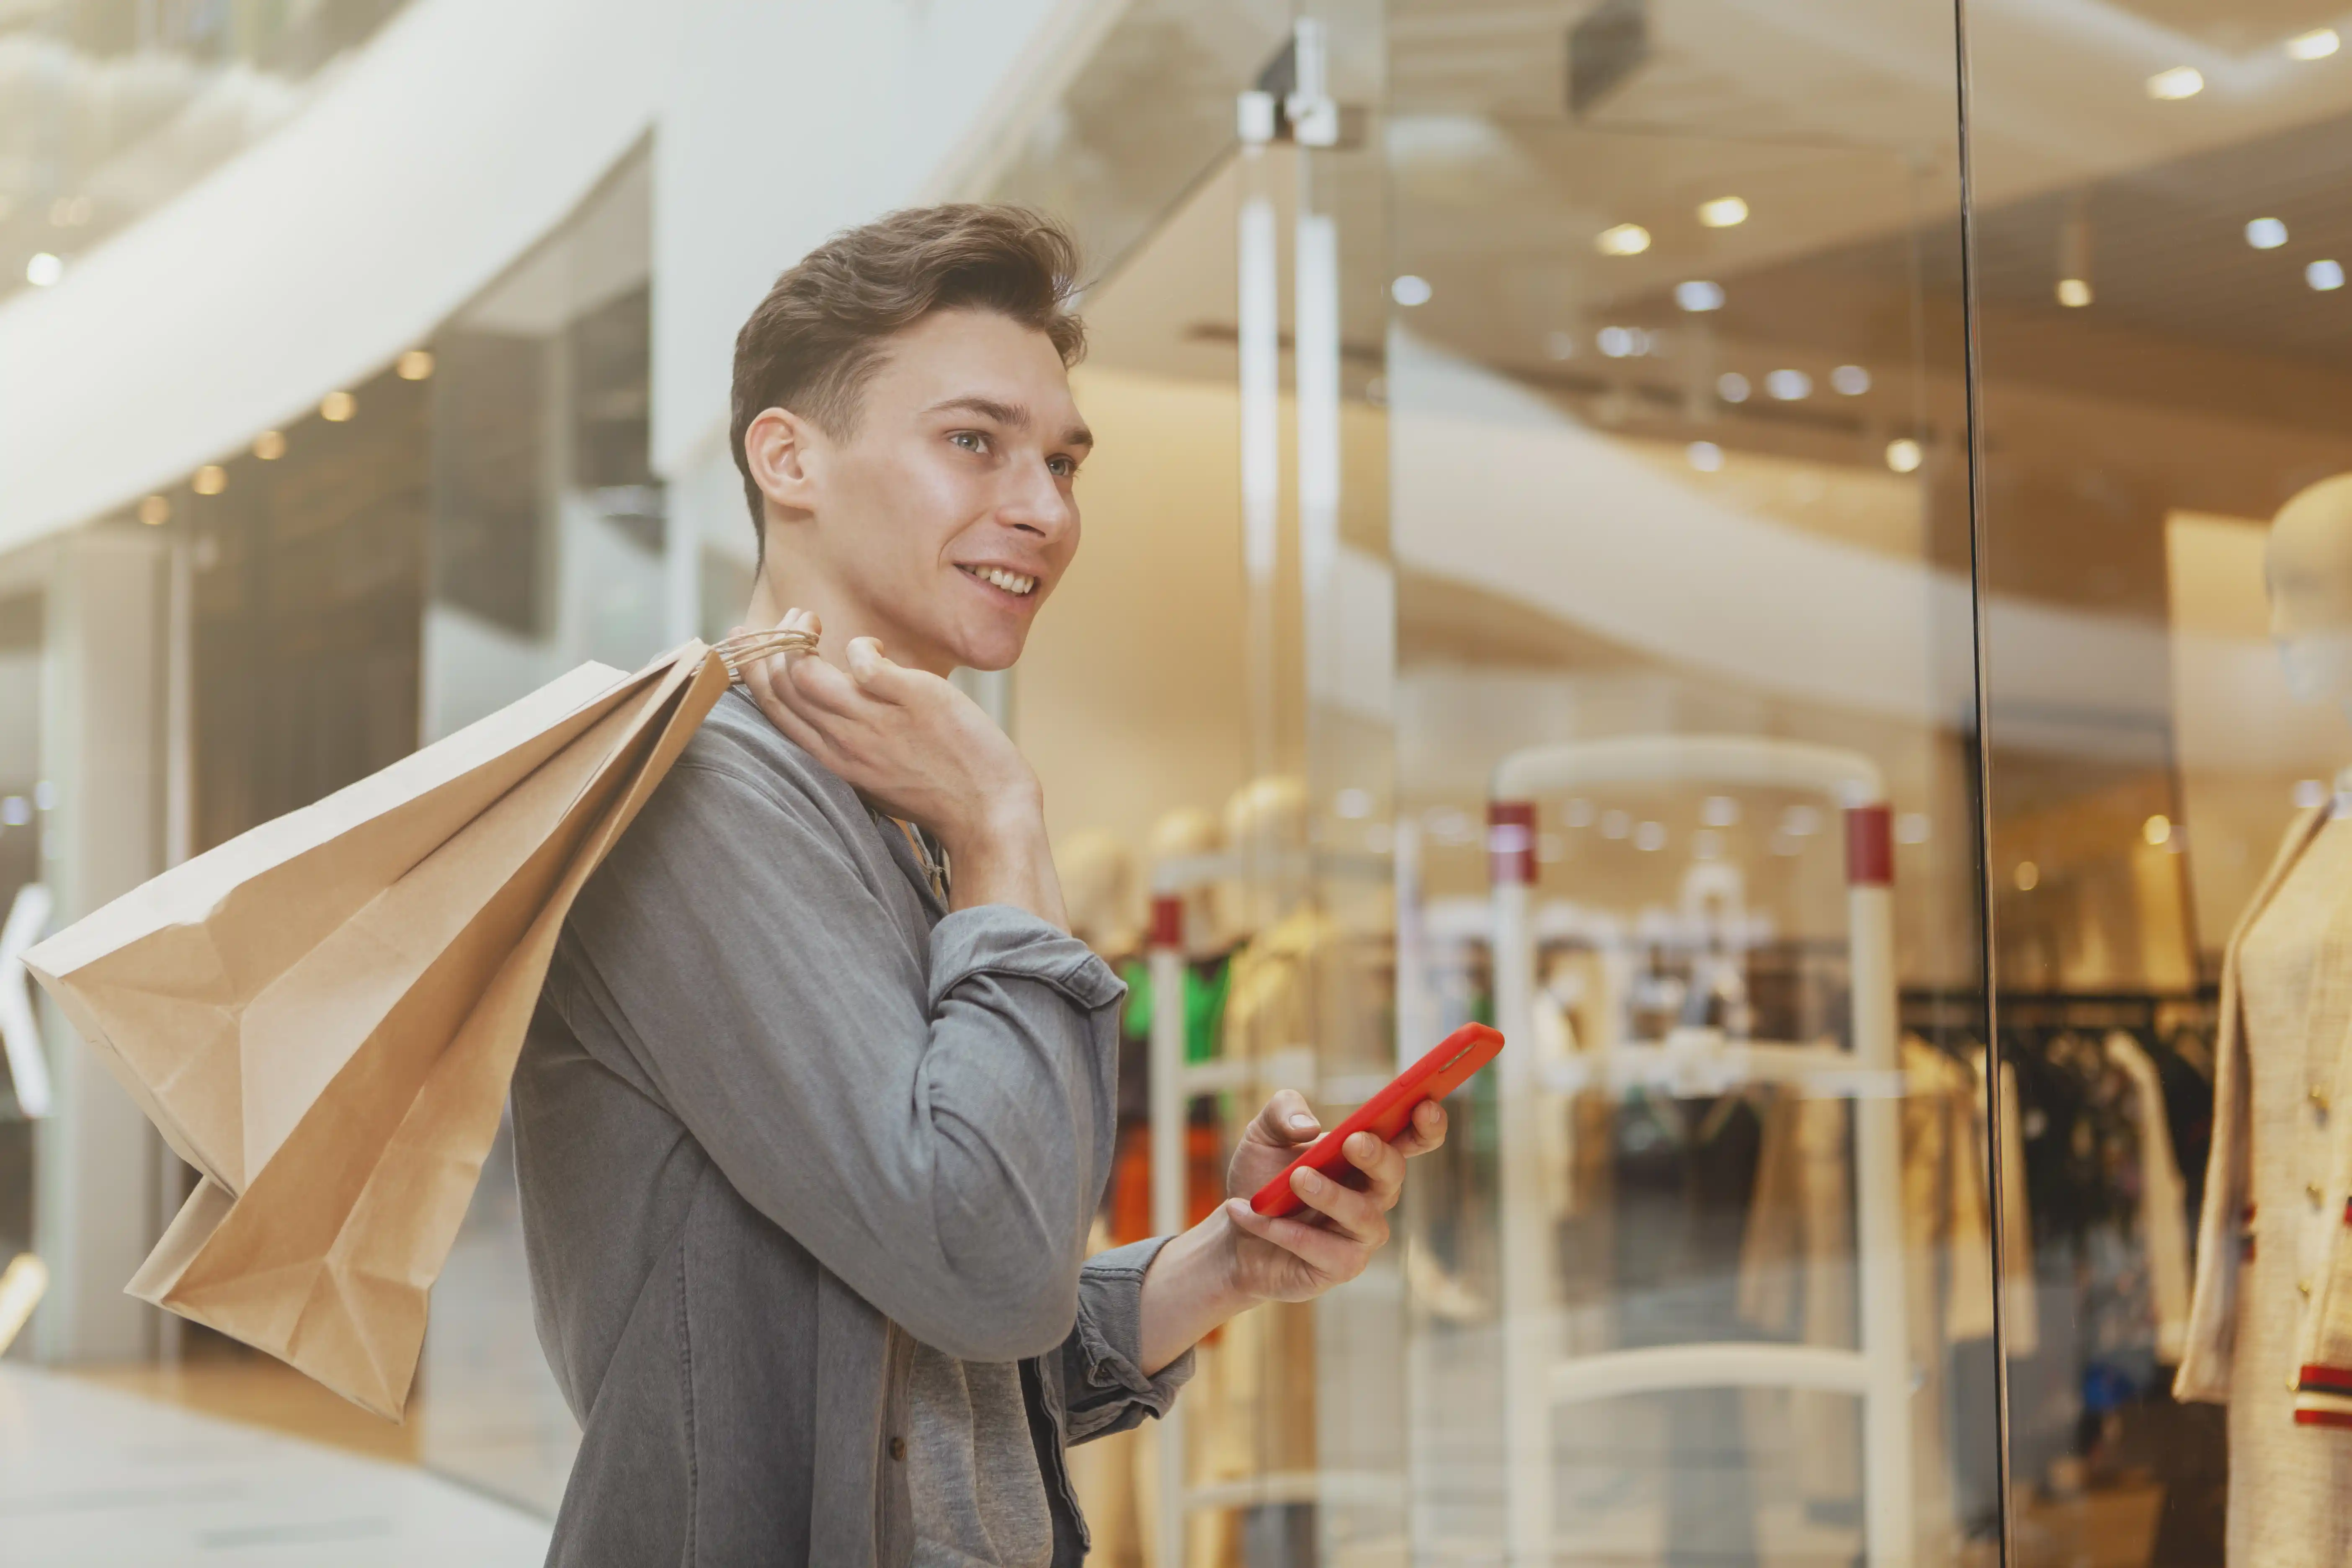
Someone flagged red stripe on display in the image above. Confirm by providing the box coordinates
[2298,1364,2352,1396]
[1489,801,1537,886]
[1149,894,1184,951]
[2293,1408,2352,1429]
[1844,804,1892,887]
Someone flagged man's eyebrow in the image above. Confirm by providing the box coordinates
[927,394,1093,450]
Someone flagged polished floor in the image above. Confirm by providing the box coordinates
[0,1364,552,1567]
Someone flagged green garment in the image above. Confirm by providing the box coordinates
[1119,956,1233,1064]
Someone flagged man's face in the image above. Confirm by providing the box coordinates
[790,308,1089,674]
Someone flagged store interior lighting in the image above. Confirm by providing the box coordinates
[1686,441,1723,472]
[1717,371,1751,402]
[321,390,356,422]
[1674,279,1725,312]
[2056,277,2094,307]
[396,348,436,380]
[2014,860,2041,891]
[1697,195,1748,228]
[1391,274,1433,306]
[254,430,286,460]
[2143,814,2172,846]
[24,252,61,287]
[2246,217,2288,249]
[1595,222,1651,256]
[1885,438,1924,474]
[137,495,168,526]
[2146,66,2204,100]
[1764,368,1810,400]
[1831,364,1871,395]
[0,1253,47,1356]
[193,464,226,496]
[2308,258,2345,291]
[2287,28,2340,60]
[1545,330,1576,360]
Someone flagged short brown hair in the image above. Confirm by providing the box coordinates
[729,204,1088,555]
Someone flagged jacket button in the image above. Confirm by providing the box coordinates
[889,1436,908,1461]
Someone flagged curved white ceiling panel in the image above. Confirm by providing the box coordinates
[0,0,661,555]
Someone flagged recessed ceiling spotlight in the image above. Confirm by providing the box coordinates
[321,390,356,422]
[2146,66,2204,100]
[2246,217,2289,249]
[2288,28,2340,60]
[1717,372,1751,403]
[396,348,435,381]
[2311,259,2347,291]
[1886,438,1924,473]
[1545,330,1577,360]
[1830,364,1871,396]
[24,252,61,287]
[1596,325,1642,358]
[1674,279,1725,312]
[253,430,286,461]
[1595,223,1651,257]
[1686,441,1724,472]
[1697,196,1749,228]
[2056,277,2094,307]
[1764,368,1811,400]
[137,494,170,526]
[192,464,227,497]
[1390,274,1433,306]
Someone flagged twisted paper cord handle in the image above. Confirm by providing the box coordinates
[712,627,820,681]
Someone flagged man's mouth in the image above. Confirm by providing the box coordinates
[957,564,1038,598]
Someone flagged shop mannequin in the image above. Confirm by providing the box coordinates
[1217,775,1310,948]
[1145,806,1223,957]
[2176,473,2352,1565]
[1057,827,1139,961]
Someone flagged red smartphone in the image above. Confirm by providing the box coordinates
[1248,1023,1505,1217]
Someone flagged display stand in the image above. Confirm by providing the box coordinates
[1488,736,1911,1567]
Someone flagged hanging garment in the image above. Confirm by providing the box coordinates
[1984,1057,2041,1359]
[2107,1029,2194,1364]
[2176,802,2352,1567]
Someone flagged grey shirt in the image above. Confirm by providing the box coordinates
[514,688,1192,1565]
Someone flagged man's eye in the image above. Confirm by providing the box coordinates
[950,431,988,454]
[1048,457,1076,478]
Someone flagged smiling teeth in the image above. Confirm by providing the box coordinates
[971,566,1036,596]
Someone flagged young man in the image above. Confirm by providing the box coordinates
[513,205,1444,1566]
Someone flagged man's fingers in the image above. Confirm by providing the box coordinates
[1337,1130,1407,1212]
[1252,1088,1321,1148]
[1225,1200,1364,1280]
[1289,1161,1391,1244]
[1389,1100,1449,1160]
[843,637,921,704]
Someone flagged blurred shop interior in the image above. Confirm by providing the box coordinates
[8,0,2352,1565]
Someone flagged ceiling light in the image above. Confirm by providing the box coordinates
[192,464,226,496]
[1546,330,1577,360]
[1390,274,1433,306]
[1716,371,1751,403]
[1831,364,1871,395]
[1633,821,1666,852]
[2287,28,2339,60]
[321,390,356,422]
[137,495,170,526]
[1686,441,1723,472]
[1596,325,1639,358]
[24,252,61,287]
[1697,196,1749,229]
[2246,217,2289,249]
[2056,277,2093,307]
[1886,438,1924,474]
[1764,368,1811,400]
[1674,279,1725,312]
[396,348,436,381]
[2013,860,2040,891]
[1701,796,1739,827]
[1595,223,1651,257]
[2146,66,2204,100]
[2310,258,2346,291]
[2143,813,2172,846]
[254,430,286,460]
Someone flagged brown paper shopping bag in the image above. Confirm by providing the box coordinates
[24,631,800,1417]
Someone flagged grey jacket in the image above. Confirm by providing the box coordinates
[513,687,1191,1565]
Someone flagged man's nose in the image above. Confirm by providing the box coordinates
[1001,462,1075,537]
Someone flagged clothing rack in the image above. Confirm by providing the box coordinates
[1490,736,1913,1568]
[1137,844,1388,1565]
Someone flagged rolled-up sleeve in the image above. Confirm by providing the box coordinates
[1057,1238,1196,1443]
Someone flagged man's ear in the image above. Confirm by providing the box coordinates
[744,406,823,517]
